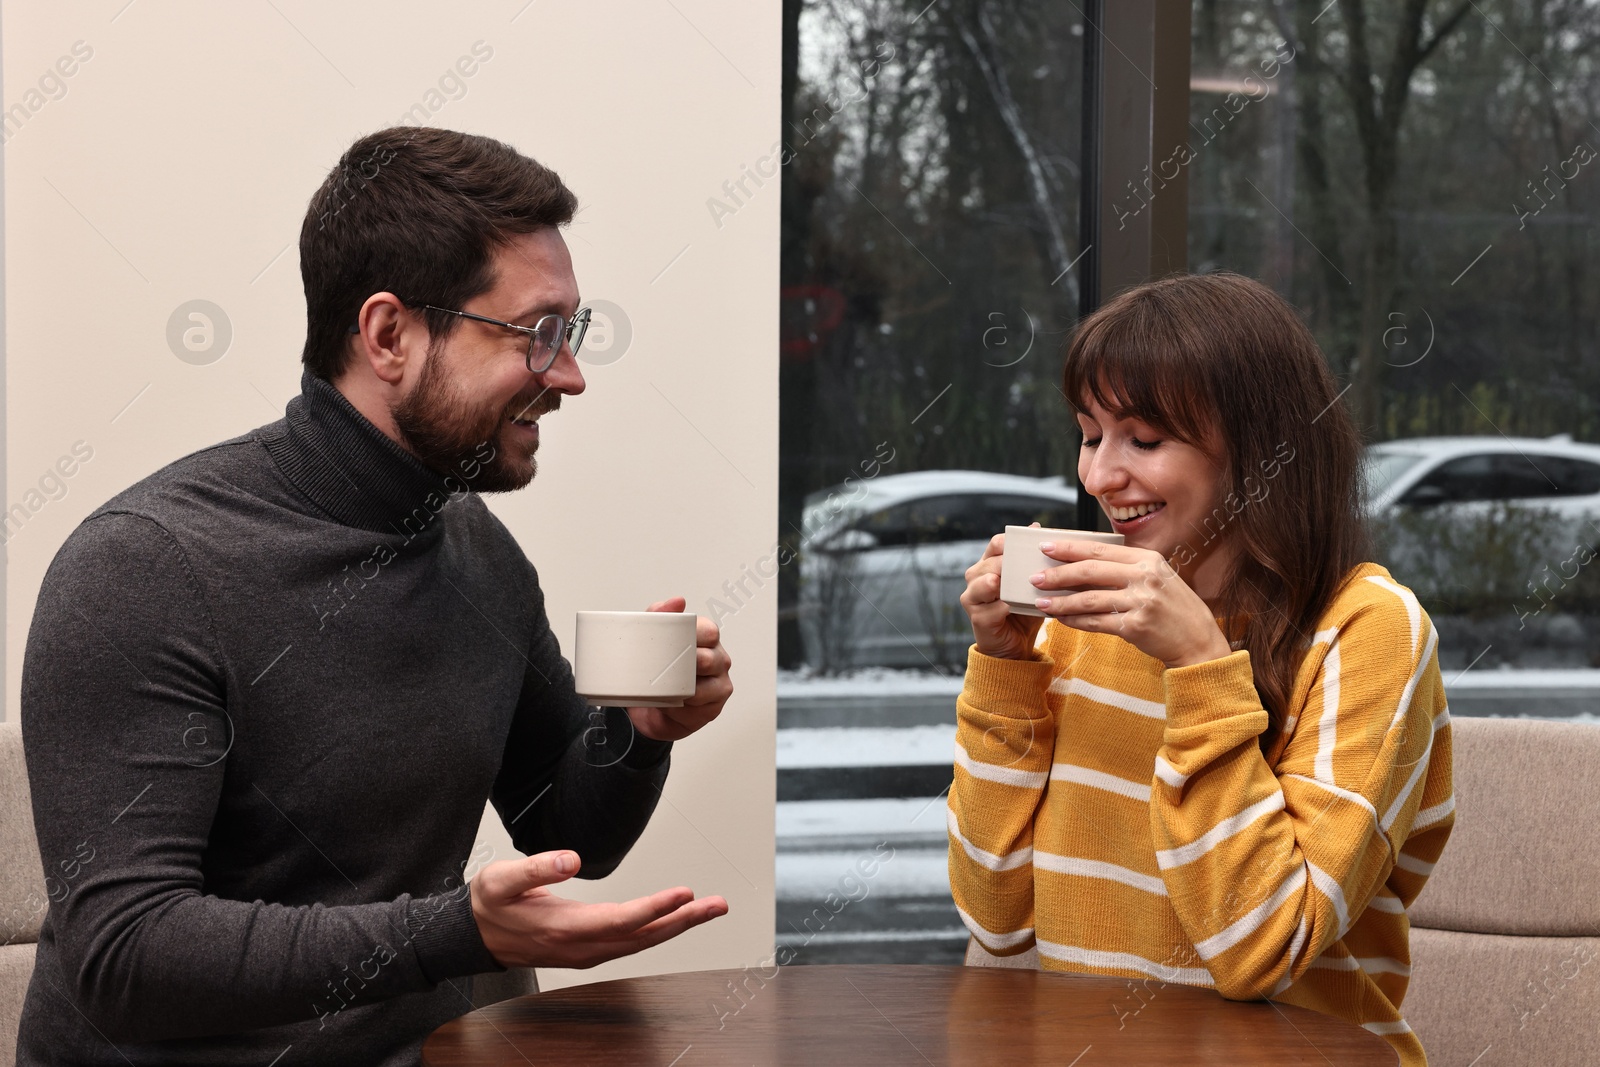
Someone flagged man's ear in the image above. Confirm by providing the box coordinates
[353,292,416,387]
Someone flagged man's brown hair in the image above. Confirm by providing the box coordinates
[299,127,577,381]
[1063,271,1371,754]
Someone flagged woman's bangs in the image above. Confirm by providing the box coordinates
[1063,311,1213,448]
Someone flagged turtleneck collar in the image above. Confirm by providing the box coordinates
[259,369,458,537]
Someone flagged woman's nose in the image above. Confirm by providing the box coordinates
[1079,445,1128,499]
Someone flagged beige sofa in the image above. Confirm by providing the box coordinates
[0,725,44,1067]
[966,716,1600,1065]
[0,722,534,1067]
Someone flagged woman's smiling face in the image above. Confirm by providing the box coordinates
[1074,394,1238,599]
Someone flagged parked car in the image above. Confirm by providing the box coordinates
[1363,434,1600,522]
[1363,434,1600,609]
[797,442,1600,673]
[798,470,1078,672]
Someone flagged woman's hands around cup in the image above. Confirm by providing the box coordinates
[960,527,1046,661]
[1029,539,1233,668]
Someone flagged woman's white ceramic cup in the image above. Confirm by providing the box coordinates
[999,526,1126,617]
[574,611,698,707]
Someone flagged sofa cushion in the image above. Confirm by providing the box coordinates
[0,725,45,948]
[1409,718,1600,936]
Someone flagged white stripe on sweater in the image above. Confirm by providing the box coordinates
[1051,762,1152,802]
[1156,792,1285,869]
[1367,892,1406,914]
[1359,957,1412,976]
[1308,861,1351,936]
[1365,574,1422,654]
[1387,623,1439,734]
[1283,774,1380,826]
[1034,851,1168,896]
[1381,715,1437,833]
[1393,852,1435,876]
[1309,952,1361,970]
[954,903,1035,951]
[1035,940,1215,987]
[1270,917,1311,995]
[946,807,1032,871]
[1195,866,1306,959]
[1412,795,1455,830]
[1315,639,1341,782]
[1308,953,1410,976]
[953,742,1049,789]
[1362,1020,1414,1036]
[1048,676,1165,720]
[1153,755,1189,789]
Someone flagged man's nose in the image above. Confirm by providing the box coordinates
[536,342,586,396]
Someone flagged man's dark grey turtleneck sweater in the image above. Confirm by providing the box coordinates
[16,369,671,1066]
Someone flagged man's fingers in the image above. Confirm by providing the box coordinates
[620,896,728,948]
[695,644,732,676]
[577,886,699,939]
[559,896,729,969]
[665,698,725,732]
[645,596,688,613]
[478,851,580,901]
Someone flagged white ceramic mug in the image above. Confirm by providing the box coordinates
[999,526,1126,617]
[574,611,698,707]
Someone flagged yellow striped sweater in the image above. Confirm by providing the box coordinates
[948,562,1454,1066]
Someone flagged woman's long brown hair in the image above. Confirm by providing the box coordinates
[1062,272,1370,754]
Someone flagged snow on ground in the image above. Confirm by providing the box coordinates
[777,797,949,848]
[777,667,966,699]
[1446,668,1600,688]
[776,846,951,901]
[778,724,957,768]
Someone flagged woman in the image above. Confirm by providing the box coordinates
[949,272,1453,1066]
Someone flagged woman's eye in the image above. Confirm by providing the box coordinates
[1082,436,1160,450]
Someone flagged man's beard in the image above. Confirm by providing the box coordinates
[389,344,559,494]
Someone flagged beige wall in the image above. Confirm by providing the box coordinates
[4,1,777,989]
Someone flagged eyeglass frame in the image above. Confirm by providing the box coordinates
[347,300,590,373]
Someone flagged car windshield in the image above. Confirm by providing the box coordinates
[1363,448,1425,500]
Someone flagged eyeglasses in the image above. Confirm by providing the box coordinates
[419,304,590,373]
[349,302,590,373]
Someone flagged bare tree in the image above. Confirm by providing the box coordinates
[803,545,870,674]
[1277,0,1474,430]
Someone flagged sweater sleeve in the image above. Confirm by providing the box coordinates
[947,635,1059,956]
[489,562,671,879]
[1149,583,1453,1000]
[20,513,492,1044]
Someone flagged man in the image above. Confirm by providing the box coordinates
[16,127,732,1065]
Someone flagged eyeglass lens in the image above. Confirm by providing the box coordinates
[528,309,590,372]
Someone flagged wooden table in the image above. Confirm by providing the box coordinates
[422,964,1398,1065]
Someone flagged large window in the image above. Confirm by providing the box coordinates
[1189,0,1600,671]
[778,0,1599,968]
[779,0,1086,965]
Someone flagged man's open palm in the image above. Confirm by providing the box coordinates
[469,850,728,969]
